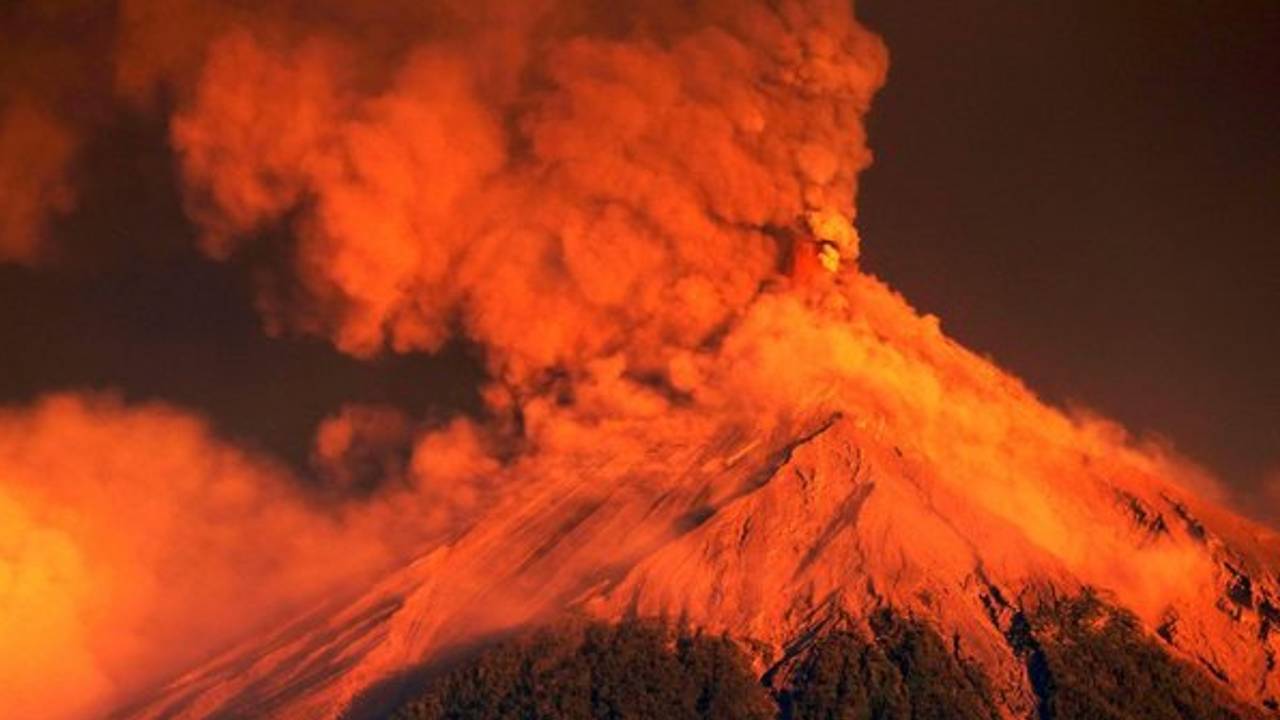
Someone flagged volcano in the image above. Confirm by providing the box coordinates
[117,274,1280,719]
[4,1,1278,719]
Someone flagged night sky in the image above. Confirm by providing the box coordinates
[1,2,1277,506]
[859,1,1280,506]
[0,114,487,470]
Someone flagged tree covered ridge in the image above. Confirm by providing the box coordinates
[391,619,774,720]
[773,608,998,720]
[390,597,1252,720]
[1012,592,1255,720]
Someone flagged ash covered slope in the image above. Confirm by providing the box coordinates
[10,1,1276,718]
[124,274,1280,719]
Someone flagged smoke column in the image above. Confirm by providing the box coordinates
[0,2,1259,718]
[0,2,886,716]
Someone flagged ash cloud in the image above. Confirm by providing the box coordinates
[162,0,886,384]
[0,100,78,263]
[0,1,888,716]
[3,0,887,379]
[0,394,385,718]
[5,2,1263,719]
[0,2,115,263]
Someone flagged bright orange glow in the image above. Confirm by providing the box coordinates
[0,395,364,717]
[2,1,1278,718]
[0,394,506,718]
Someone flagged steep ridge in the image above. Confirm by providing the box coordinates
[121,277,1280,719]
[589,413,1278,716]
[119,412,825,718]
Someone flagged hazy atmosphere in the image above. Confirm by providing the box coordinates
[859,0,1280,511]
[1,2,1278,718]
[3,2,1276,505]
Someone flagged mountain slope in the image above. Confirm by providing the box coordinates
[120,276,1280,719]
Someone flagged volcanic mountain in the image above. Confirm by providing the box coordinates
[118,272,1280,719]
[4,1,1277,718]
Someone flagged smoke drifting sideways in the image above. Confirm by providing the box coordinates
[3,1,1268,719]
[0,1,886,717]
[0,393,501,719]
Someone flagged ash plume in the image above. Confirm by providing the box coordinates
[160,0,886,382]
[0,2,887,716]
[0,2,115,263]
[2,2,1269,719]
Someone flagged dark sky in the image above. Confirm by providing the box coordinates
[0,113,486,470]
[0,2,1276,504]
[858,1,1280,503]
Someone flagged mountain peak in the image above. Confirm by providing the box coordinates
[121,287,1280,717]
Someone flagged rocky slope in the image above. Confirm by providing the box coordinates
[119,277,1280,719]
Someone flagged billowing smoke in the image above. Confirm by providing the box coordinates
[0,394,372,718]
[0,99,78,263]
[8,1,885,370]
[0,2,115,263]
[0,392,505,720]
[0,2,886,715]
[161,0,885,384]
[0,1,1259,719]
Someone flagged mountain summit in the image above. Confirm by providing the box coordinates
[123,275,1280,719]
[3,2,1274,719]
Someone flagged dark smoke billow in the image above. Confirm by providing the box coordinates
[0,2,886,717]
[6,2,1274,719]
